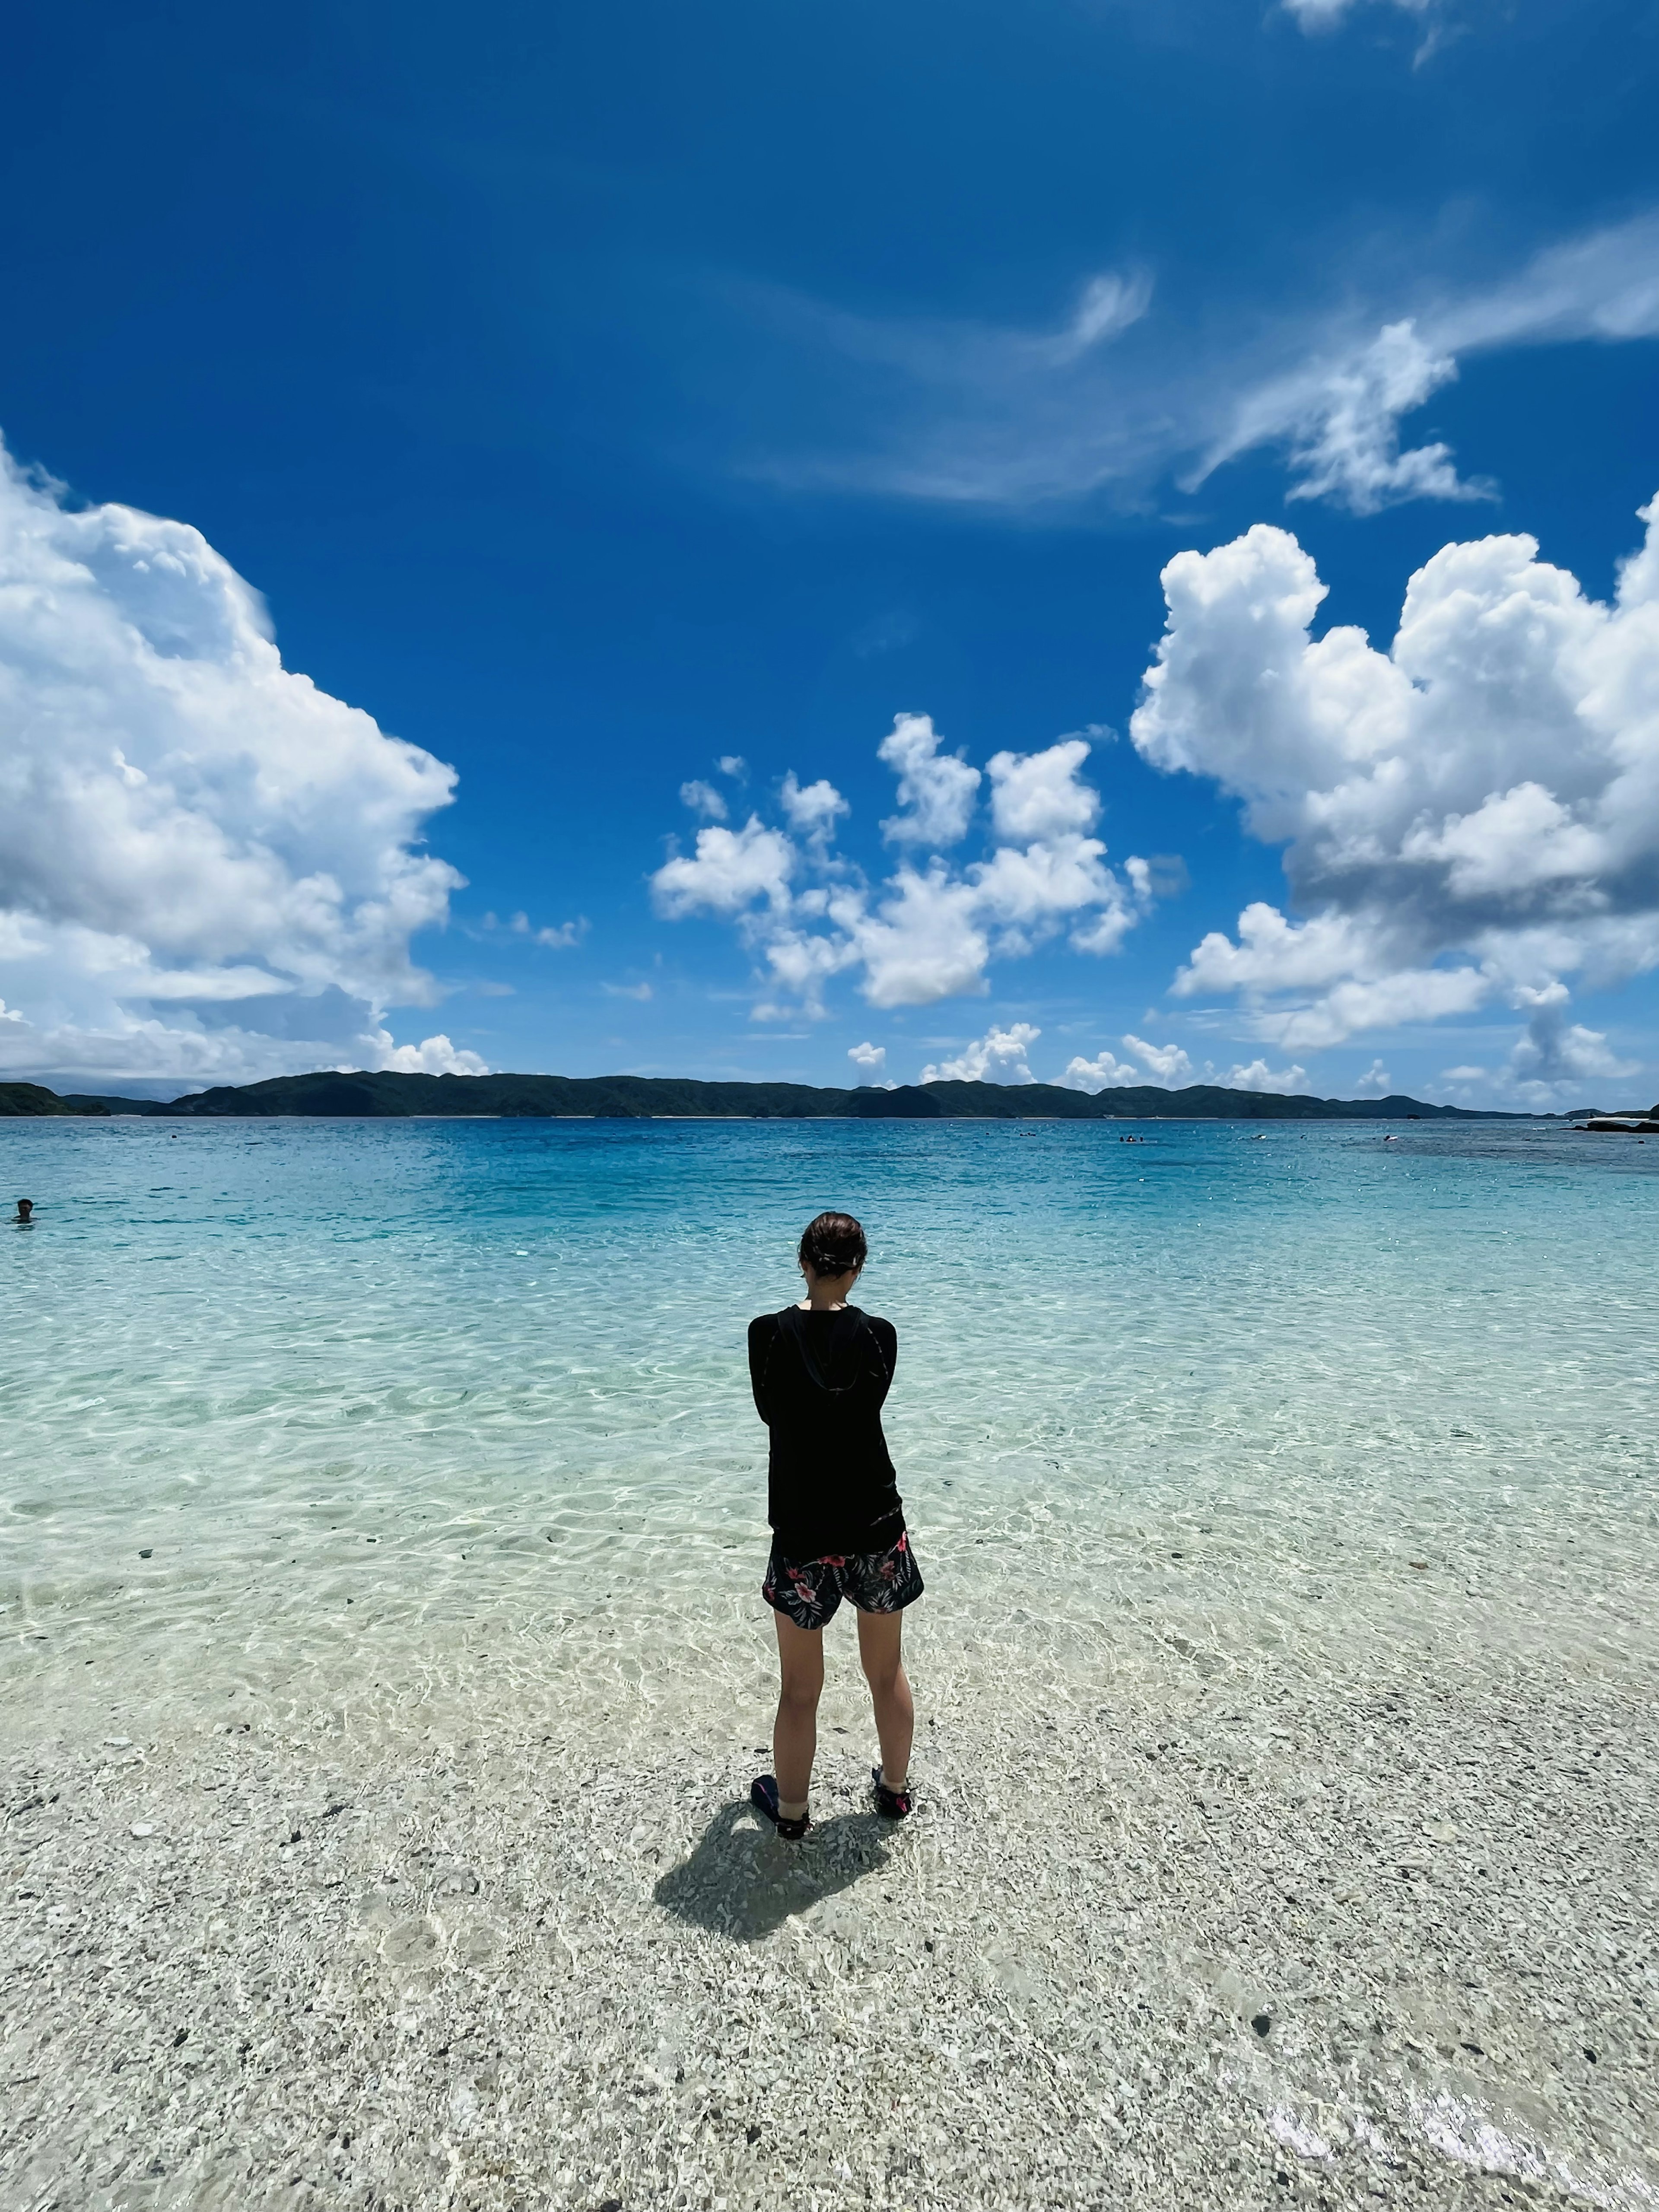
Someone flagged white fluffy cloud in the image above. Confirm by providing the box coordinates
[878,714,982,846]
[1225,1057,1311,1093]
[1063,1033,1194,1091]
[0,438,477,1086]
[987,737,1099,842]
[1129,497,1659,1096]
[365,1029,488,1076]
[837,865,989,1008]
[1124,1034,1197,1086]
[653,725,1163,1014]
[651,817,795,919]
[1059,1032,1311,1094]
[847,1039,886,1071]
[780,771,849,841]
[921,1022,1041,1084]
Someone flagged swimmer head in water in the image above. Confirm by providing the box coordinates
[14,1198,34,1224]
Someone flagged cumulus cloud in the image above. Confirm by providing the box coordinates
[1125,1035,1198,1086]
[1061,1033,1314,1095]
[987,737,1099,843]
[651,817,794,919]
[1062,1033,1205,1091]
[0,436,477,1086]
[1225,1057,1310,1093]
[367,1030,489,1075]
[781,772,849,841]
[653,725,1162,1015]
[1061,1048,1144,1092]
[1436,999,1643,1106]
[1504,989,1638,1103]
[837,866,989,1007]
[1354,1058,1393,1096]
[1129,497,1659,1096]
[878,714,982,847]
[972,820,1138,957]
[847,1039,886,1071]
[921,1022,1041,1084]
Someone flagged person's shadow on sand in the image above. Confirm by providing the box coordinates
[654,1799,893,1941]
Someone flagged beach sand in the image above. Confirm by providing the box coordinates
[5,1508,1656,2212]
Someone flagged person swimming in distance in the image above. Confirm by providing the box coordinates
[13,1198,34,1226]
[747,1210,920,1842]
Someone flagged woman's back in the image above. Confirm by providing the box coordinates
[747,1210,919,1842]
[748,1303,901,1558]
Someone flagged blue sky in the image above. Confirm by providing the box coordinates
[2,0,1657,1103]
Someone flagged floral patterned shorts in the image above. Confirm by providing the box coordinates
[762,1532,924,1630]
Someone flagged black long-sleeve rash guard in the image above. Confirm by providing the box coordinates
[747,1304,903,1559]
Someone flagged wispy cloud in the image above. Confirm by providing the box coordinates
[1283,0,1433,30]
[680,778,728,821]
[725,213,1659,516]
[1282,0,1466,66]
[483,910,587,948]
[1195,215,1659,511]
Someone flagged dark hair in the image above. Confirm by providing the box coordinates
[798,1210,867,1278]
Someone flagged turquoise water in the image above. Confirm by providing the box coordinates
[3,1115,1656,1728]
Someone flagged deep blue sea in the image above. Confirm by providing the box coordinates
[3,1114,1656,1729]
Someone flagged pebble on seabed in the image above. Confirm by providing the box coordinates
[3,1606,1652,2212]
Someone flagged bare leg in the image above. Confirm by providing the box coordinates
[772,1613,825,1818]
[856,1608,914,1789]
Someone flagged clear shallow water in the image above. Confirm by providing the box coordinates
[6,1116,1659,2211]
[2,1115,1657,1723]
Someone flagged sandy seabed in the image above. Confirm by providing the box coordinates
[3,1527,1656,2212]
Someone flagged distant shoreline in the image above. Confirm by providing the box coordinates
[0,1069,1554,1123]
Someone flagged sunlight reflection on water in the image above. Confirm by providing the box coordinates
[2,1115,1656,1722]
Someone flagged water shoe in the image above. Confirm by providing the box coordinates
[750,1773,810,1840]
[872,1766,912,1819]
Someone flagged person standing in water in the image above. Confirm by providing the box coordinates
[747,1211,921,1841]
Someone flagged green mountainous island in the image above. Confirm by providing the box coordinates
[1,1070,1545,1121]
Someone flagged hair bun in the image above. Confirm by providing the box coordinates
[798,1209,868,1277]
